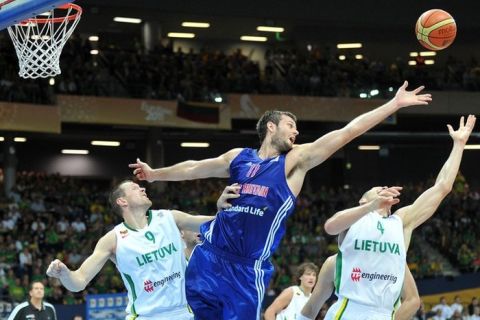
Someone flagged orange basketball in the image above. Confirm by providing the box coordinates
[415,9,457,50]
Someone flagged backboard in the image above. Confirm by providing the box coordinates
[0,0,71,30]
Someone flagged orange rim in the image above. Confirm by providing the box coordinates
[19,3,82,25]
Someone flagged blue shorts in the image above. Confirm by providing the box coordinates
[186,241,274,320]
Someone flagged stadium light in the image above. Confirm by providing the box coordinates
[113,17,142,24]
[14,137,26,142]
[240,36,267,42]
[91,140,121,147]
[168,32,195,38]
[408,60,417,66]
[257,26,284,32]
[358,145,380,150]
[337,43,362,49]
[89,36,99,41]
[62,149,89,155]
[182,22,210,28]
[181,142,210,148]
[425,60,435,65]
[0,137,4,141]
[420,51,436,57]
[465,145,480,150]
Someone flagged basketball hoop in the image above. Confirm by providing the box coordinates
[7,2,82,79]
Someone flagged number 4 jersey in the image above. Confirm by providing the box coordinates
[334,211,406,313]
[113,210,190,319]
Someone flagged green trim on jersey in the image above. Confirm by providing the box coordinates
[123,210,153,232]
[123,273,138,316]
[334,251,343,294]
[391,286,403,319]
[334,298,349,320]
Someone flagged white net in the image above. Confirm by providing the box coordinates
[7,3,82,79]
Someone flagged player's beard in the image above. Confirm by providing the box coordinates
[271,132,292,153]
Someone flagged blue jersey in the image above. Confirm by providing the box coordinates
[201,148,296,261]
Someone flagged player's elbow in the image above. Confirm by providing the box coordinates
[436,180,453,196]
[324,220,339,235]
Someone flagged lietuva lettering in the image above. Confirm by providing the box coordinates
[136,242,178,266]
[353,239,401,255]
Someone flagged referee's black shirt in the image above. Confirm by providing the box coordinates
[7,300,57,320]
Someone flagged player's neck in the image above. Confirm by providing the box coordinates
[257,142,280,159]
[299,284,312,295]
[123,208,149,230]
[184,247,193,260]
[376,208,390,217]
[30,298,42,310]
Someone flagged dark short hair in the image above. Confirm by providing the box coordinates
[109,180,132,215]
[296,262,319,281]
[256,110,297,144]
[29,281,44,291]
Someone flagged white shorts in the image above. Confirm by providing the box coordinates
[126,306,193,320]
[325,298,394,320]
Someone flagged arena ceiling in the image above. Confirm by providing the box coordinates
[78,0,480,42]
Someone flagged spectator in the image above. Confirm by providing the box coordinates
[7,281,56,320]
[432,296,453,320]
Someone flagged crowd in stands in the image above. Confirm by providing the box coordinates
[1,32,480,105]
[0,171,479,319]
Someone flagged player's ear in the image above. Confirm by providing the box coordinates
[116,197,127,208]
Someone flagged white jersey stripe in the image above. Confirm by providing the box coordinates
[7,302,29,320]
[259,197,293,261]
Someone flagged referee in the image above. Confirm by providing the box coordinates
[7,281,57,320]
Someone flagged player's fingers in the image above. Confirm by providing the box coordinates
[412,85,425,94]
[467,115,476,128]
[224,193,240,199]
[447,124,454,135]
[459,116,465,128]
[400,80,408,90]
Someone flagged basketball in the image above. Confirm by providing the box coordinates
[415,9,457,50]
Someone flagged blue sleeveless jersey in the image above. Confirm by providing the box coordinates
[200,148,296,261]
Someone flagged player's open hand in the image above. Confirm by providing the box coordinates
[395,81,432,108]
[129,158,155,182]
[46,259,69,279]
[447,115,476,145]
[216,183,241,211]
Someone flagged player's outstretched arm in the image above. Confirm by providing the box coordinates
[324,187,401,235]
[46,231,115,292]
[292,82,431,171]
[394,266,420,320]
[300,255,336,320]
[264,287,294,320]
[397,115,476,237]
[129,148,243,182]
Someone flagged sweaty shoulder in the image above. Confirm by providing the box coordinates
[223,148,244,163]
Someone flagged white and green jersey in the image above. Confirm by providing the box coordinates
[334,211,406,314]
[114,210,190,319]
[276,286,311,320]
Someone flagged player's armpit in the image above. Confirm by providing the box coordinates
[171,210,214,233]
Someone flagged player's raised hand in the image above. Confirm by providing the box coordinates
[128,158,155,182]
[395,81,432,108]
[447,115,476,145]
[46,259,69,279]
[371,186,402,210]
[216,183,241,210]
